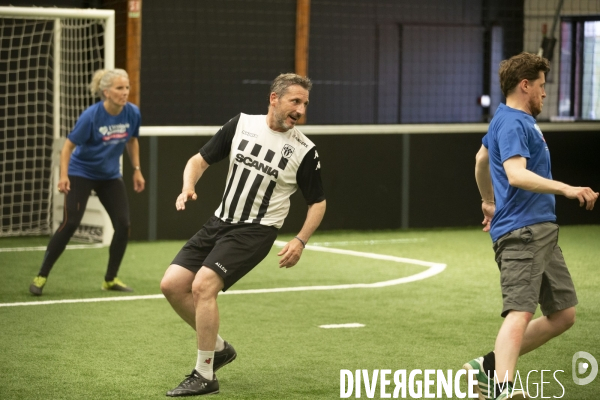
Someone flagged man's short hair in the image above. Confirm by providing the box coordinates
[499,52,550,97]
[270,73,312,98]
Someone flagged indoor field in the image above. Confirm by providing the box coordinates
[2,1,600,399]
[1,226,599,399]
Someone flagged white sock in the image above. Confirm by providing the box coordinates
[196,350,214,380]
[215,334,225,352]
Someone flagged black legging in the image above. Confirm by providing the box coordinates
[39,175,130,281]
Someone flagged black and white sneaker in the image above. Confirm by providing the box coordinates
[214,341,237,371]
[166,370,219,397]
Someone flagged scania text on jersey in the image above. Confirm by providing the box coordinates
[235,153,279,179]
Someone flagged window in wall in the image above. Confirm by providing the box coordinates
[559,17,600,120]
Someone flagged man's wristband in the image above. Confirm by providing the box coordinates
[134,166,141,171]
[294,236,306,248]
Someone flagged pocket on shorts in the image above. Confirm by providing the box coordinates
[500,250,534,286]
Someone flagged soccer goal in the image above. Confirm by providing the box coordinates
[0,6,115,244]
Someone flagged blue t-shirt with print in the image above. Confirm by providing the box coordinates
[68,102,141,180]
[482,103,556,242]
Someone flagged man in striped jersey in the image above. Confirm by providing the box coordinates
[161,73,326,397]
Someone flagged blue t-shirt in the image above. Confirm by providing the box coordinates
[68,102,141,180]
[482,103,556,242]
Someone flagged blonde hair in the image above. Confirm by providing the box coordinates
[89,69,129,100]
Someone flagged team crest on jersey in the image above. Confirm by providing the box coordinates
[282,144,295,159]
[533,123,546,142]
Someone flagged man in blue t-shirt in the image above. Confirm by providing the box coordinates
[465,53,598,400]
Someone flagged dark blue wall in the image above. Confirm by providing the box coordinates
[137,0,495,125]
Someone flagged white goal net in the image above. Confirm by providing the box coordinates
[0,6,114,243]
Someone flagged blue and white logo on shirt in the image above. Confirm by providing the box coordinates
[533,123,548,148]
[99,124,130,144]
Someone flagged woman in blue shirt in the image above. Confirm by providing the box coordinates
[30,69,145,295]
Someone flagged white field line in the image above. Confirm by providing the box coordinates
[0,241,446,307]
[309,238,426,246]
[0,294,166,307]
[0,244,104,252]
[0,238,426,252]
[319,323,365,329]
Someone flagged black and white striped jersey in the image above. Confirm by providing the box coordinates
[199,113,325,229]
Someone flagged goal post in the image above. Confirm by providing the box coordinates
[0,6,115,244]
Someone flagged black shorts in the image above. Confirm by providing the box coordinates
[171,216,278,291]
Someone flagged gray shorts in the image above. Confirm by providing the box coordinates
[493,222,578,317]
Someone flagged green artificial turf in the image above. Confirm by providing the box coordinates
[1,226,598,399]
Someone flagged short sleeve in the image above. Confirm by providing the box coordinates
[498,122,530,163]
[199,114,240,165]
[296,147,325,205]
[130,104,141,138]
[67,109,94,145]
